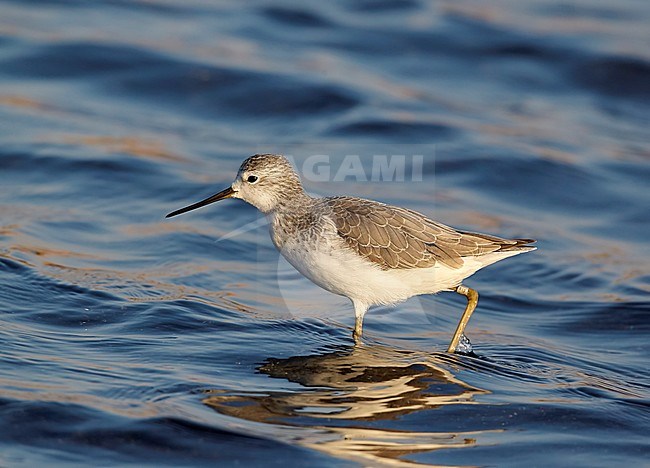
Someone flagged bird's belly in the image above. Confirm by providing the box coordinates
[278,239,464,306]
[279,241,356,296]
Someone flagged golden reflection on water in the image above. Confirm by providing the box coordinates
[61,135,186,162]
[0,94,46,110]
[204,344,492,466]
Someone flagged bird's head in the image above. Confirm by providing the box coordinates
[166,154,305,218]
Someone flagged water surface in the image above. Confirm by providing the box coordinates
[0,0,648,466]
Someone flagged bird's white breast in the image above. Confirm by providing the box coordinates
[267,211,477,307]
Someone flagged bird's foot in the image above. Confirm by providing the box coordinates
[352,330,363,346]
[454,333,474,355]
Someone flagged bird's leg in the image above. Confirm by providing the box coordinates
[352,301,367,344]
[447,285,479,353]
[353,317,363,344]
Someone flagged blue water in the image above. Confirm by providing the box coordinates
[1,1,648,466]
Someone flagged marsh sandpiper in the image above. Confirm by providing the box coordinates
[166,154,535,353]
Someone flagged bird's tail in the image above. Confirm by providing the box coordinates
[459,230,537,253]
[498,237,537,252]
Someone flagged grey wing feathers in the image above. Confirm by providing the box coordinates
[325,197,535,270]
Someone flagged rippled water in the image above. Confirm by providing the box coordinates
[1,0,648,466]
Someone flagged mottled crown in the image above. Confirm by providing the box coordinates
[238,154,297,178]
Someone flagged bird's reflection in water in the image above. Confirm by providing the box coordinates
[203,344,494,466]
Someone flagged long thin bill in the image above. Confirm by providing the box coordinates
[165,186,235,218]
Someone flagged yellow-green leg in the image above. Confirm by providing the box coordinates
[447,285,479,353]
[353,316,363,345]
[352,300,367,344]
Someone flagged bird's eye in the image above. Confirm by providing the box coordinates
[246,175,259,183]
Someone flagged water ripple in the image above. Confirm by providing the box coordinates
[1,0,648,465]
